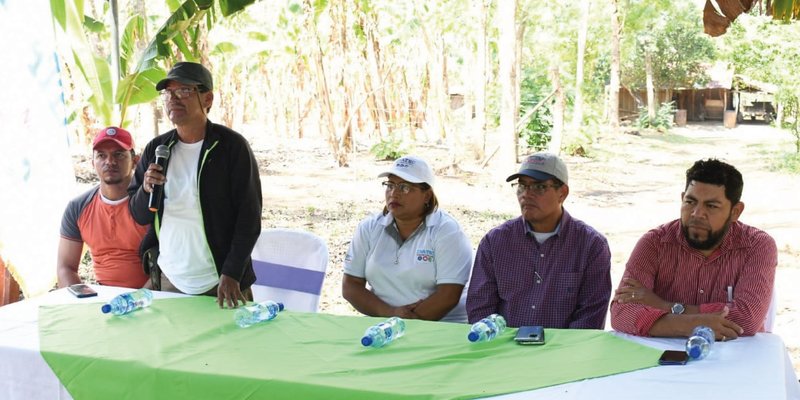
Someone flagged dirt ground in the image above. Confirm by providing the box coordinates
[250,121,800,376]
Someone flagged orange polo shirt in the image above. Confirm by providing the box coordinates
[60,188,149,288]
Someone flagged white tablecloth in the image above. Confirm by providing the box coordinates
[493,332,800,400]
[1,286,798,400]
[0,286,184,400]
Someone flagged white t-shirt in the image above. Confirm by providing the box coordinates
[157,140,219,294]
[344,209,472,322]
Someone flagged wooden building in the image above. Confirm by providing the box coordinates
[618,63,734,123]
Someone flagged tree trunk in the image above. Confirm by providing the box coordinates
[402,71,423,140]
[335,1,353,157]
[572,0,591,134]
[307,6,346,167]
[515,19,525,158]
[364,13,390,140]
[791,97,800,153]
[645,50,656,124]
[418,67,430,141]
[472,0,488,158]
[441,45,460,172]
[313,46,344,165]
[421,29,447,143]
[608,0,621,129]
[496,0,518,175]
[362,66,380,139]
[549,65,565,155]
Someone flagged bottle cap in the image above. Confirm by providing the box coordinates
[361,336,373,347]
[687,345,702,359]
[277,302,285,311]
[101,304,112,314]
[467,331,480,342]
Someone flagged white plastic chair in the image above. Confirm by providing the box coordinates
[250,228,329,313]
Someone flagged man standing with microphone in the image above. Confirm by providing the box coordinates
[129,62,262,309]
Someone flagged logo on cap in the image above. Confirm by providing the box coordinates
[522,155,547,168]
[93,126,134,150]
[395,157,416,169]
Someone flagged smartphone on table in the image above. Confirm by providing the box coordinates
[68,284,98,298]
[514,326,545,345]
[658,350,689,365]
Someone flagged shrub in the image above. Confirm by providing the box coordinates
[636,101,676,131]
[370,138,409,160]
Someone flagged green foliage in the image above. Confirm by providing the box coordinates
[50,0,260,128]
[782,95,800,154]
[563,127,594,157]
[119,15,146,76]
[517,67,553,152]
[720,15,800,86]
[722,15,800,153]
[771,152,800,173]
[772,0,800,21]
[636,101,676,130]
[370,138,410,161]
[622,2,715,90]
[82,15,105,33]
[519,110,552,151]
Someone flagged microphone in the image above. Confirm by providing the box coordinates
[147,145,170,212]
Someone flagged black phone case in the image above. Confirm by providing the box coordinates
[514,326,545,345]
[658,350,688,365]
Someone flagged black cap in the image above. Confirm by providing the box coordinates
[155,62,213,91]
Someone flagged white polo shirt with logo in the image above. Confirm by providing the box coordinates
[344,209,472,322]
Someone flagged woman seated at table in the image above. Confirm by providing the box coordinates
[342,155,472,323]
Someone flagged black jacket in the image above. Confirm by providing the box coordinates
[130,120,262,290]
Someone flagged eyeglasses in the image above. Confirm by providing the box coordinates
[511,182,560,195]
[382,181,417,195]
[159,87,199,100]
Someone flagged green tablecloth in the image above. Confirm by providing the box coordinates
[39,297,661,399]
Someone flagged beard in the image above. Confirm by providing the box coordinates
[681,213,733,251]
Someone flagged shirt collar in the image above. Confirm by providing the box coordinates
[521,208,571,237]
[670,219,745,256]
[379,209,442,228]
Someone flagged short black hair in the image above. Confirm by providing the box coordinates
[685,159,743,204]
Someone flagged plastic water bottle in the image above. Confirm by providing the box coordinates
[234,300,285,328]
[101,288,153,315]
[361,317,406,348]
[467,314,507,342]
[686,325,715,360]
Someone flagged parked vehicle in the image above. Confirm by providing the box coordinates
[736,91,776,123]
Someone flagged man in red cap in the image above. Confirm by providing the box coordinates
[57,127,150,289]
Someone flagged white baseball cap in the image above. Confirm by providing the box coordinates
[378,155,436,187]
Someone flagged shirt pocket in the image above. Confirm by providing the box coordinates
[558,272,582,294]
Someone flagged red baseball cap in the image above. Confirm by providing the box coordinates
[93,126,134,150]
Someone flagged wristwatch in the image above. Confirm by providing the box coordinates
[671,303,685,314]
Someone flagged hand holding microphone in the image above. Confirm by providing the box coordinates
[146,145,170,212]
